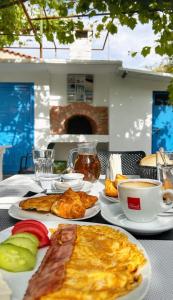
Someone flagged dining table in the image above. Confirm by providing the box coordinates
[0,174,173,300]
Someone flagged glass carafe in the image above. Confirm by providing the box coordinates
[74,142,101,182]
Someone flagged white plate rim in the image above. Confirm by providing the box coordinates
[100,190,119,203]
[8,198,100,222]
[101,203,173,235]
[0,220,151,300]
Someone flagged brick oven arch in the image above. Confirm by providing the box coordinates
[50,102,108,135]
[65,114,97,134]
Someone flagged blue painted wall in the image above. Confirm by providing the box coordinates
[0,83,34,174]
[152,91,173,152]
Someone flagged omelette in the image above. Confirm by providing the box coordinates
[24,224,147,300]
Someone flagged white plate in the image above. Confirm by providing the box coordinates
[8,197,100,222]
[46,181,92,194]
[0,221,151,300]
[101,203,173,235]
[100,190,119,203]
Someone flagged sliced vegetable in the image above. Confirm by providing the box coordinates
[12,220,48,235]
[3,237,37,255]
[12,225,50,248]
[8,232,39,248]
[0,244,36,272]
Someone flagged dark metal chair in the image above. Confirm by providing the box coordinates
[67,149,146,175]
[18,153,34,174]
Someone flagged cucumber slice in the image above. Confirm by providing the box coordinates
[0,244,36,272]
[4,237,37,255]
[8,232,39,248]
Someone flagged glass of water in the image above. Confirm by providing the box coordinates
[32,149,55,179]
[157,152,173,202]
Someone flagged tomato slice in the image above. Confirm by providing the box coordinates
[12,225,50,248]
[12,220,48,235]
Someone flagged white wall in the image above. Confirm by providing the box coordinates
[109,73,170,154]
[0,61,171,159]
[0,62,112,155]
[49,65,110,106]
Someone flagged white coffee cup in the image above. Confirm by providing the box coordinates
[118,179,173,222]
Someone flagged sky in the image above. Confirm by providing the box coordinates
[92,22,164,69]
[12,21,164,70]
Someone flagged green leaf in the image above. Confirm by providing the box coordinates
[155,45,165,56]
[96,24,104,32]
[106,22,117,34]
[131,52,138,57]
[141,46,151,57]
[126,17,137,30]
[89,10,96,18]
[102,16,108,23]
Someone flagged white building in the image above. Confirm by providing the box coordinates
[0,52,172,173]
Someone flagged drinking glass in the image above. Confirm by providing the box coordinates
[32,149,55,179]
[157,152,173,202]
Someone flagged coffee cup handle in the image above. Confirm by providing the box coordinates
[161,189,173,212]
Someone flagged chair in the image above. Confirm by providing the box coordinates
[18,153,34,174]
[67,149,146,175]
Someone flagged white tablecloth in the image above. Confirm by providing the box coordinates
[140,240,173,300]
[0,175,43,208]
[0,174,105,209]
[0,175,173,299]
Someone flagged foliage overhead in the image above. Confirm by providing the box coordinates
[155,59,173,101]
[1,0,173,102]
[0,0,173,57]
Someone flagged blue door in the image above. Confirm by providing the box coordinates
[0,83,34,174]
[152,91,173,153]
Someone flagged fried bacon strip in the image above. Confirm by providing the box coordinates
[23,224,77,300]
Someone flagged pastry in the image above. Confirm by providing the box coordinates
[77,191,98,208]
[51,191,85,219]
[19,195,60,212]
[105,178,118,197]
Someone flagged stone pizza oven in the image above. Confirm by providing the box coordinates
[50,103,108,135]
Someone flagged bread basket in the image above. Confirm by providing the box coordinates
[139,154,158,179]
[139,165,157,179]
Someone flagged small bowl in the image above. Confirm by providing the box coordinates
[62,173,84,181]
[38,174,60,190]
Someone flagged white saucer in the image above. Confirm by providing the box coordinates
[47,181,92,194]
[101,203,173,235]
[100,191,119,203]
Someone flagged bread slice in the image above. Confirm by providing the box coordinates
[140,153,173,167]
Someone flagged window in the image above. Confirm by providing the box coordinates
[67,74,94,103]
